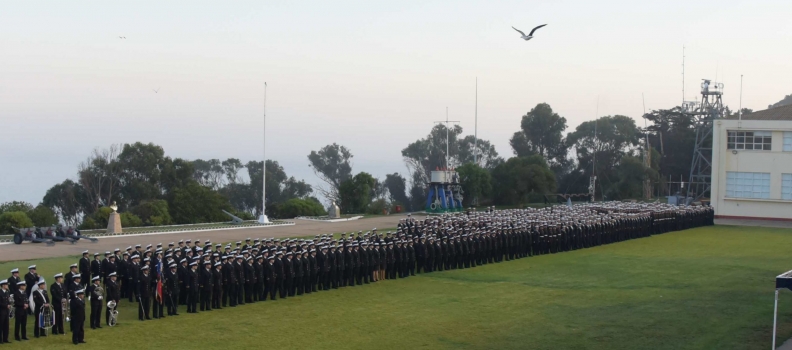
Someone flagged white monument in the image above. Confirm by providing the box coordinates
[328,201,341,219]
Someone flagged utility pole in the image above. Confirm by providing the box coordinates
[474,77,478,165]
[642,93,652,199]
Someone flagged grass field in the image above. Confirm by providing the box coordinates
[2,225,792,349]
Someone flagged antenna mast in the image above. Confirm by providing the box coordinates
[474,77,478,165]
[682,45,685,106]
[435,108,460,171]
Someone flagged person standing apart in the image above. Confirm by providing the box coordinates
[0,279,10,343]
[13,281,28,341]
[71,289,86,345]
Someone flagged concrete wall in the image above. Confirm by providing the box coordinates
[711,119,792,220]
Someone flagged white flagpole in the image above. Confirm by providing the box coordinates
[258,82,270,224]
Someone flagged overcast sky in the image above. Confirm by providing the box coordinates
[1,0,790,205]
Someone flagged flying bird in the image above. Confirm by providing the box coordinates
[152,88,160,93]
[512,24,547,41]
[118,36,126,39]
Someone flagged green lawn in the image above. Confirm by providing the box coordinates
[2,225,792,349]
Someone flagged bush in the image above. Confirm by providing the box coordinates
[78,217,98,230]
[0,201,34,215]
[28,205,58,227]
[120,212,143,227]
[91,207,114,228]
[131,200,173,226]
[235,211,255,221]
[0,211,34,234]
[366,198,388,215]
[276,198,326,218]
[170,181,234,224]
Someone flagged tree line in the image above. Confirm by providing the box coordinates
[1,97,761,232]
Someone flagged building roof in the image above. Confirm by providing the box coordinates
[725,104,792,121]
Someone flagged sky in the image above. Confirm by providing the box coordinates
[1,0,790,205]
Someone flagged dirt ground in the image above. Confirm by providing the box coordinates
[0,216,403,262]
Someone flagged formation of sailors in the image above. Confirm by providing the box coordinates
[0,203,714,345]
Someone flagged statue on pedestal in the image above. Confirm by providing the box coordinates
[106,201,123,235]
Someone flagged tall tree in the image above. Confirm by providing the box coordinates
[246,160,313,216]
[42,179,86,226]
[384,173,409,208]
[770,94,792,108]
[458,136,503,169]
[566,115,641,199]
[221,158,245,185]
[491,156,556,205]
[337,172,376,214]
[77,144,121,212]
[509,103,568,165]
[170,181,233,224]
[0,201,34,215]
[643,107,696,182]
[456,163,492,207]
[192,159,225,190]
[116,142,167,208]
[307,143,353,202]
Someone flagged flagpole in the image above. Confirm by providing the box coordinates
[258,82,270,224]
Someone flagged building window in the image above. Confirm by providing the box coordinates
[784,132,792,152]
[783,174,792,200]
[725,172,770,199]
[727,131,772,150]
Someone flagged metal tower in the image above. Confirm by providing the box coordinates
[685,79,724,204]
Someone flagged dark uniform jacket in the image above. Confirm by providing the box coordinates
[32,288,50,315]
[70,297,85,325]
[25,272,38,295]
[188,269,199,292]
[106,280,120,301]
[51,282,66,306]
[200,268,213,292]
[91,260,102,280]
[79,257,90,281]
[212,268,223,294]
[8,275,20,295]
[138,273,152,298]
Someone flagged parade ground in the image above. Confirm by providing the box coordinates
[3,224,792,350]
[0,216,404,262]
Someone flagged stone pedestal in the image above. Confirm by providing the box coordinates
[106,212,122,234]
[328,201,341,218]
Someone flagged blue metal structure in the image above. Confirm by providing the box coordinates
[425,170,464,213]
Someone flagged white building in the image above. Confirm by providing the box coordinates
[711,104,792,220]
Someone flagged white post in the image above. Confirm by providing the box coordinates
[474,77,478,165]
[739,75,743,121]
[773,289,779,350]
[258,82,270,224]
[446,107,449,170]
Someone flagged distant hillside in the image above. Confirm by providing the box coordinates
[770,94,792,108]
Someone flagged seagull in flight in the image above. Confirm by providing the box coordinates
[118,36,126,39]
[512,24,547,41]
[152,87,160,93]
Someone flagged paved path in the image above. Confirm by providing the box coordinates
[0,216,401,262]
[715,218,792,229]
